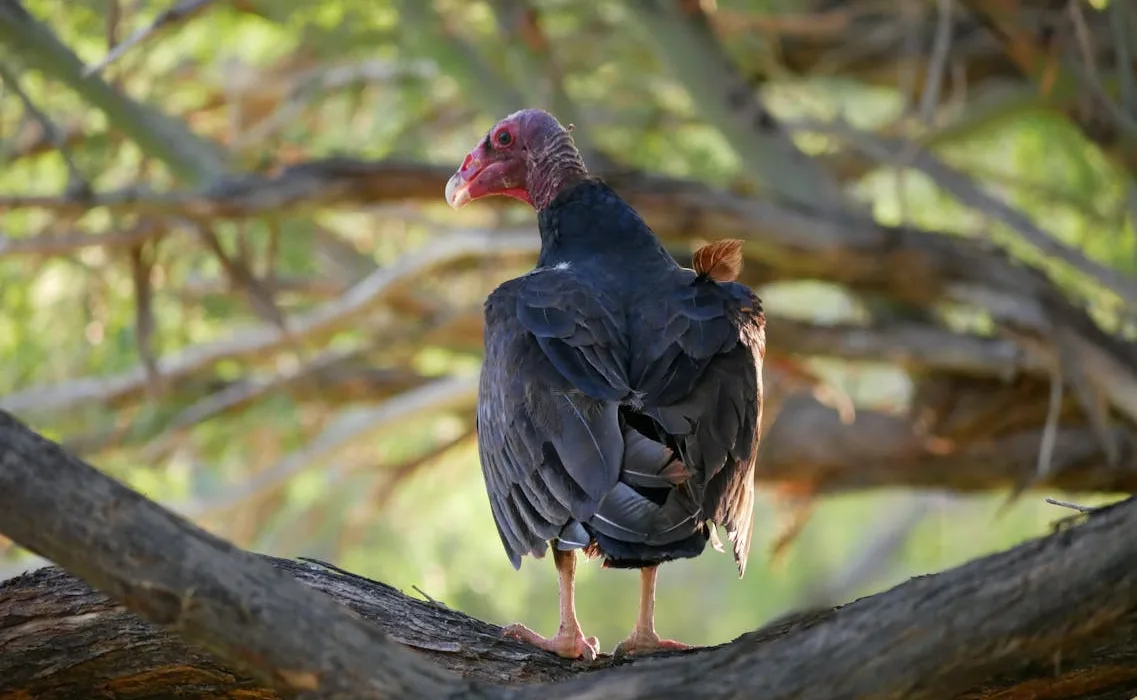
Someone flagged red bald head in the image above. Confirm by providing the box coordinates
[445,109,586,211]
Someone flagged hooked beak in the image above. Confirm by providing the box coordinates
[445,145,531,209]
[445,149,484,209]
[445,171,471,209]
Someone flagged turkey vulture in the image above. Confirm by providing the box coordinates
[445,109,765,659]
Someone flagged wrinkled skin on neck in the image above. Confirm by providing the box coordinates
[445,109,588,211]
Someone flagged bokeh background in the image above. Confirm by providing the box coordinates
[1,0,1135,649]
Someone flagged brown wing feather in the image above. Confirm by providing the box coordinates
[632,267,766,576]
[698,315,764,576]
[691,239,745,283]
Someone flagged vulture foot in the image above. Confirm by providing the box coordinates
[503,622,599,661]
[612,630,691,658]
[611,564,693,658]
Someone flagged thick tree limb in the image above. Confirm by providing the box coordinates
[0,557,584,698]
[0,410,476,700]
[0,159,449,217]
[3,410,1137,700]
[759,394,1137,493]
[626,0,848,211]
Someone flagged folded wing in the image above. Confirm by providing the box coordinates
[478,265,764,574]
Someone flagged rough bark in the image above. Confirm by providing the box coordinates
[0,558,581,699]
[3,410,1137,700]
[0,410,475,700]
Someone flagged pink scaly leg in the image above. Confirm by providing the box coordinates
[503,548,599,661]
[612,565,691,657]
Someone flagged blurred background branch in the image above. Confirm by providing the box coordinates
[1,0,1135,651]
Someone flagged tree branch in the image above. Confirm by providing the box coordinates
[0,228,536,415]
[1,407,1136,699]
[0,219,166,256]
[487,0,600,161]
[0,0,227,183]
[81,0,219,78]
[626,0,848,211]
[395,0,525,117]
[0,301,1035,418]
[0,59,87,191]
[758,394,1137,493]
[170,374,478,520]
[773,317,1041,377]
[4,157,1136,441]
[790,116,1137,307]
[962,0,1137,175]
[0,410,478,700]
[51,361,1137,497]
[0,557,583,698]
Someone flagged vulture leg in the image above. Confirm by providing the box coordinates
[612,565,691,657]
[503,548,599,660]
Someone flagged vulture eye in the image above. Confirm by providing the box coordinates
[496,130,513,147]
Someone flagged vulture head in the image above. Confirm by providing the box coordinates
[445,108,587,211]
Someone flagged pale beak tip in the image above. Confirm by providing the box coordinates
[445,172,470,210]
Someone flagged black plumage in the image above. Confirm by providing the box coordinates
[478,178,765,575]
[445,108,765,659]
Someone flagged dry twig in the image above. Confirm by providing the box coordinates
[82,0,219,77]
[171,374,478,519]
[917,0,954,123]
[0,229,536,415]
[1045,497,1095,514]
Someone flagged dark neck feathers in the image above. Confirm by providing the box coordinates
[535,179,676,274]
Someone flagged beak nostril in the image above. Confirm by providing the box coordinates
[460,153,474,171]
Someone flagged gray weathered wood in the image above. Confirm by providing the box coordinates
[0,410,480,700]
[0,557,593,698]
[3,409,1137,700]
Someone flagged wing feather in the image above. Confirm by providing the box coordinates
[476,267,631,568]
[478,261,765,575]
[630,273,766,575]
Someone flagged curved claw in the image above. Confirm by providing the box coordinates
[503,622,599,661]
